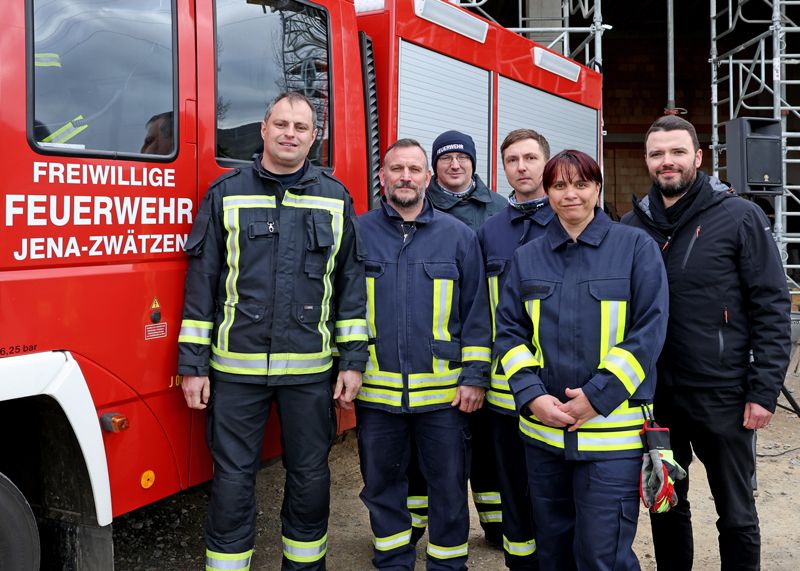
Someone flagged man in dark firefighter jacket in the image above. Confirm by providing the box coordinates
[178,92,368,571]
[476,128,552,570]
[407,129,506,548]
[622,115,791,571]
[356,139,491,570]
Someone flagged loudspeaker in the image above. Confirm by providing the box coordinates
[724,117,782,195]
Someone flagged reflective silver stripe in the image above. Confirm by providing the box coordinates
[502,348,535,375]
[473,492,501,504]
[205,550,253,571]
[222,195,276,209]
[179,325,212,339]
[407,496,428,508]
[211,351,268,371]
[357,386,403,405]
[408,389,456,405]
[374,529,412,551]
[602,349,644,391]
[577,430,642,451]
[282,534,328,562]
[519,417,565,448]
[434,279,450,341]
[335,324,369,338]
[411,513,428,526]
[362,371,404,387]
[218,206,241,351]
[268,353,332,371]
[427,542,469,559]
[478,511,502,523]
[407,371,460,388]
[282,193,344,213]
[583,408,646,428]
[503,536,536,557]
[490,376,510,391]
[43,115,88,144]
[486,392,516,410]
[34,53,61,67]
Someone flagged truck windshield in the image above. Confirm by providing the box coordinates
[215,0,331,166]
[30,0,175,158]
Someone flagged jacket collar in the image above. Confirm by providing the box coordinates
[508,198,554,226]
[633,170,731,223]
[427,175,492,210]
[252,154,319,187]
[379,196,436,224]
[545,207,611,250]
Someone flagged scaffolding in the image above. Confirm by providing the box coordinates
[710,0,800,289]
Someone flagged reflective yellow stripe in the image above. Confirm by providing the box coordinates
[462,345,491,363]
[583,400,650,429]
[519,416,565,448]
[34,52,61,67]
[501,345,538,378]
[472,491,501,504]
[42,114,87,144]
[205,549,253,571]
[432,277,454,373]
[282,192,345,355]
[577,429,643,452]
[335,319,369,342]
[427,542,469,560]
[408,369,460,389]
[209,346,332,376]
[282,533,328,563]
[222,195,276,209]
[179,319,214,344]
[408,387,457,407]
[486,391,516,411]
[503,536,536,557]
[488,275,499,341]
[599,300,627,363]
[478,511,503,523]
[356,385,403,406]
[600,346,645,395]
[374,529,412,551]
[411,513,428,527]
[366,277,376,338]
[525,299,544,367]
[407,496,428,508]
[218,207,241,350]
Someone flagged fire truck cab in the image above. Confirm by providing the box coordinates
[0,0,600,567]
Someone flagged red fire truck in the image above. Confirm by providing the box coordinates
[0,0,601,567]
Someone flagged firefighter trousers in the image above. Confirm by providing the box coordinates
[524,444,641,571]
[490,411,538,570]
[649,385,760,571]
[205,378,336,571]
[357,405,471,571]
[407,407,502,546]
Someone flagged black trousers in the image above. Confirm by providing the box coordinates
[650,385,760,570]
[205,379,336,570]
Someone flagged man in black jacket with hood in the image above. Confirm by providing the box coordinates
[622,115,790,570]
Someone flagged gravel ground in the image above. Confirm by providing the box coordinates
[114,372,800,570]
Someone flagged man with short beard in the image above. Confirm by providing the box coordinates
[356,139,491,570]
[622,115,790,571]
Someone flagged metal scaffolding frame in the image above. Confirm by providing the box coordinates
[710,0,800,288]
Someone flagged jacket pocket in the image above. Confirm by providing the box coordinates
[423,261,460,281]
[236,303,267,322]
[293,302,324,331]
[588,278,631,302]
[184,209,210,256]
[430,338,462,363]
[304,210,334,278]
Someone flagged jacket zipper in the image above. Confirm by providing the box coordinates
[680,225,702,270]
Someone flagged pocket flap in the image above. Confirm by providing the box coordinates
[313,210,335,248]
[430,339,462,361]
[486,258,507,277]
[521,280,555,300]
[365,261,385,278]
[423,261,459,280]
[294,303,323,324]
[588,279,631,301]
[236,303,267,322]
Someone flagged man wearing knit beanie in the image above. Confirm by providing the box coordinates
[406,130,507,551]
[426,130,506,232]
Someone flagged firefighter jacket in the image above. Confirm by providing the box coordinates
[427,175,507,232]
[355,198,492,413]
[494,210,669,460]
[177,156,368,385]
[622,171,791,411]
[477,200,554,415]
